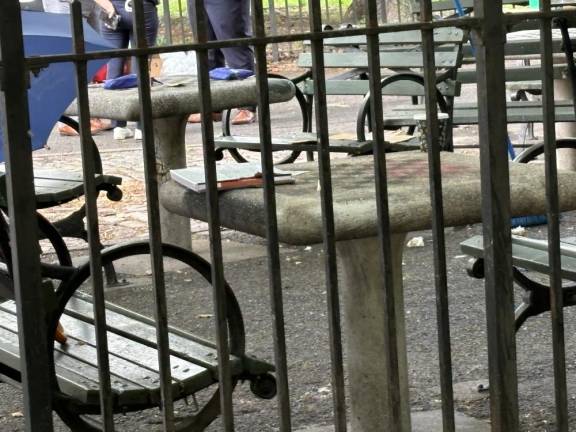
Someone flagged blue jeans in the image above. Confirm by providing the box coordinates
[101,0,158,127]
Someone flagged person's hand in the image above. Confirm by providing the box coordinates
[101,7,121,30]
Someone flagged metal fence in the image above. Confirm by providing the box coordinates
[159,0,410,59]
[0,0,574,431]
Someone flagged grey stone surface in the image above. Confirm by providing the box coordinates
[67,77,295,121]
[161,151,576,245]
[294,410,490,432]
[338,235,410,431]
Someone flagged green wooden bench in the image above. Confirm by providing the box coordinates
[215,27,467,162]
[411,0,528,19]
[461,235,576,332]
[0,217,277,430]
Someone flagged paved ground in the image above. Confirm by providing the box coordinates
[0,78,574,431]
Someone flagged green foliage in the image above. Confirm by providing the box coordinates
[157,0,355,18]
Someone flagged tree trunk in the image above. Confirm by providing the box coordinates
[344,0,413,24]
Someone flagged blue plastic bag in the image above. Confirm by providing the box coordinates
[103,73,138,89]
[209,67,253,80]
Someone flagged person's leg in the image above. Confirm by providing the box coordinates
[204,0,254,71]
[101,9,130,130]
[187,0,225,70]
[128,1,159,137]
[204,0,256,124]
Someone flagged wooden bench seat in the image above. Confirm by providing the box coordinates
[462,235,576,281]
[0,292,272,410]
[461,235,576,332]
[0,167,122,208]
[215,133,415,155]
[379,99,576,127]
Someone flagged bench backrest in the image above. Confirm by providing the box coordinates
[297,46,462,70]
[307,26,466,48]
[411,0,527,16]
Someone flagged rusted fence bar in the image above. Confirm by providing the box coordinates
[539,0,568,430]
[474,0,520,430]
[192,0,236,429]
[69,2,115,429]
[251,0,293,429]
[0,2,53,429]
[365,0,407,429]
[132,0,176,429]
[419,0,455,430]
[307,0,348,429]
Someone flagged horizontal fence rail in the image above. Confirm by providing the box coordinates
[0,0,574,431]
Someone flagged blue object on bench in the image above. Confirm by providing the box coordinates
[0,11,111,162]
[209,67,254,80]
[103,73,138,89]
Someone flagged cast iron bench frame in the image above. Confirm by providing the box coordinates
[461,234,576,332]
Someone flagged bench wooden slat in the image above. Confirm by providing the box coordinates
[297,50,461,69]
[0,299,218,406]
[0,310,154,406]
[301,78,459,97]
[381,100,576,127]
[64,293,243,374]
[305,27,466,47]
[457,64,566,84]
[461,235,576,281]
[0,166,122,206]
[215,134,377,154]
[411,0,527,13]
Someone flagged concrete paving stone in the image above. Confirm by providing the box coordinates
[295,410,491,432]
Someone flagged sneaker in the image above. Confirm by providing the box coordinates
[231,109,256,125]
[134,128,142,140]
[113,126,134,140]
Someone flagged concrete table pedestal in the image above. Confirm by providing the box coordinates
[338,235,410,431]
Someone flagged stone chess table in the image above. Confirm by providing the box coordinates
[68,76,295,248]
[161,151,576,431]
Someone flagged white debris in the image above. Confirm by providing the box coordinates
[511,226,527,236]
[304,246,312,251]
[197,314,213,319]
[406,236,425,248]
[317,180,321,192]
[11,412,23,418]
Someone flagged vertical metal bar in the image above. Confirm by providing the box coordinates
[268,0,280,61]
[541,2,568,430]
[473,1,519,430]
[283,0,293,53]
[178,0,186,43]
[162,0,173,44]
[69,3,115,430]
[193,0,235,429]
[298,0,305,34]
[338,0,343,24]
[379,0,387,24]
[132,1,175,430]
[307,0,347,429]
[325,0,331,25]
[0,2,53,429]
[419,1,455,431]
[251,0,293,430]
[365,0,403,428]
